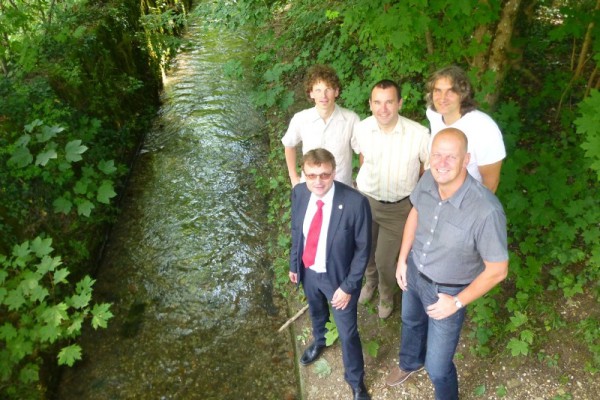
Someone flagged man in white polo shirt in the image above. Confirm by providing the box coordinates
[282,64,360,187]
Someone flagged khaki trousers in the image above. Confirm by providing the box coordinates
[363,195,412,304]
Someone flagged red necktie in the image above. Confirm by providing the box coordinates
[302,200,324,268]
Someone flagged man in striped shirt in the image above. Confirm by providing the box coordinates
[354,80,430,319]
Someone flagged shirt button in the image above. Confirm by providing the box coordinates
[426,242,430,245]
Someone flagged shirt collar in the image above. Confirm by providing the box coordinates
[308,104,341,123]
[446,174,473,209]
[424,170,473,209]
[368,115,403,134]
[310,183,336,205]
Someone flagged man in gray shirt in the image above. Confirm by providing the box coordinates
[385,128,509,400]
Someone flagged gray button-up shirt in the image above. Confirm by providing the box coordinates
[409,171,508,285]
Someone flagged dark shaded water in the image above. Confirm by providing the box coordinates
[57,17,298,400]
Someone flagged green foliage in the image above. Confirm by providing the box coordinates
[507,331,534,357]
[325,314,339,346]
[576,318,600,373]
[538,351,559,368]
[364,339,379,358]
[296,326,311,345]
[0,237,113,397]
[3,120,117,222]
[496,384,508,397]
[313,358,332,377]
[552,394,573,400]
[140,0,189,71]
[576,90,600,180]
[218,0,600,375]
[474,384,486,396]
[1,0,191,396]
[467,294,501,355]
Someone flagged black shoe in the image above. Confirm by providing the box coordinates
[352,381,371,400]
[299,342,326,366]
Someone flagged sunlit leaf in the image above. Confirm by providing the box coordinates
[9,146,33,168]
[35,149,58,166]
[57,344,82,367]
[24,120,43,133]
[364,340,379,358]
[97,180,116,204]
[74,179,89,195]
[68,292,91,309]
[41,303,68,326]
[76,276,95,293]
[520,329,534,344]
[31,237,53,258]
[91,303,114,329]
[76,199,94,217]
[507,338,529,356]
[37,255,62,274]
[5,288,26,311]
[9,336,34,360]
[0,323,18,340]
[474,384,486,396]
[37,125,63,142]
[65,140,88,162]
[98,159,117,175]
[39,324,61,343]
[29,286,49,303]
[67,316,84,336]
[19,363,39,384]
[53,268,70,285]
[13,241,30,259]
[53,197,73,214]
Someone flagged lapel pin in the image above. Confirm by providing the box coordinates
[338,204,343,210]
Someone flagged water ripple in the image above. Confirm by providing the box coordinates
[58,16,296,400]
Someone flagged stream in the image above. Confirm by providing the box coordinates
[57,14,298,400]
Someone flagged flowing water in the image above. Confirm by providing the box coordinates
[57,17,298,400]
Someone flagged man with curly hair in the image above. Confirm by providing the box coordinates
[282,65,360,187]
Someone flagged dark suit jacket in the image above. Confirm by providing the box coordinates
[290,181,372,295]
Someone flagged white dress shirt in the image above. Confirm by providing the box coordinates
[303,185,336,272]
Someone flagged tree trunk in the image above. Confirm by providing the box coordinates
[574,0,599,80]
[471,0,493,71]
[484,0,523,107]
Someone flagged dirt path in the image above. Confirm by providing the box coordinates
[290,294,599,400]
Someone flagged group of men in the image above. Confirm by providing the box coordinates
[284,65,508,400]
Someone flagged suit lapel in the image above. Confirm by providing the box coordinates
[326,182,345,255]
[298,185,311,228]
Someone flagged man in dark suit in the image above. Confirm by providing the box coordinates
[289,148,372,400]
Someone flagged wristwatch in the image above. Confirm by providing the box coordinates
[453,296,463,309]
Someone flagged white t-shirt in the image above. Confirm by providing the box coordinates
[282,105,360,186]
[426,108,506,182]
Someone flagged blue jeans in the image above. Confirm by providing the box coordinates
[399,258,466,400]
